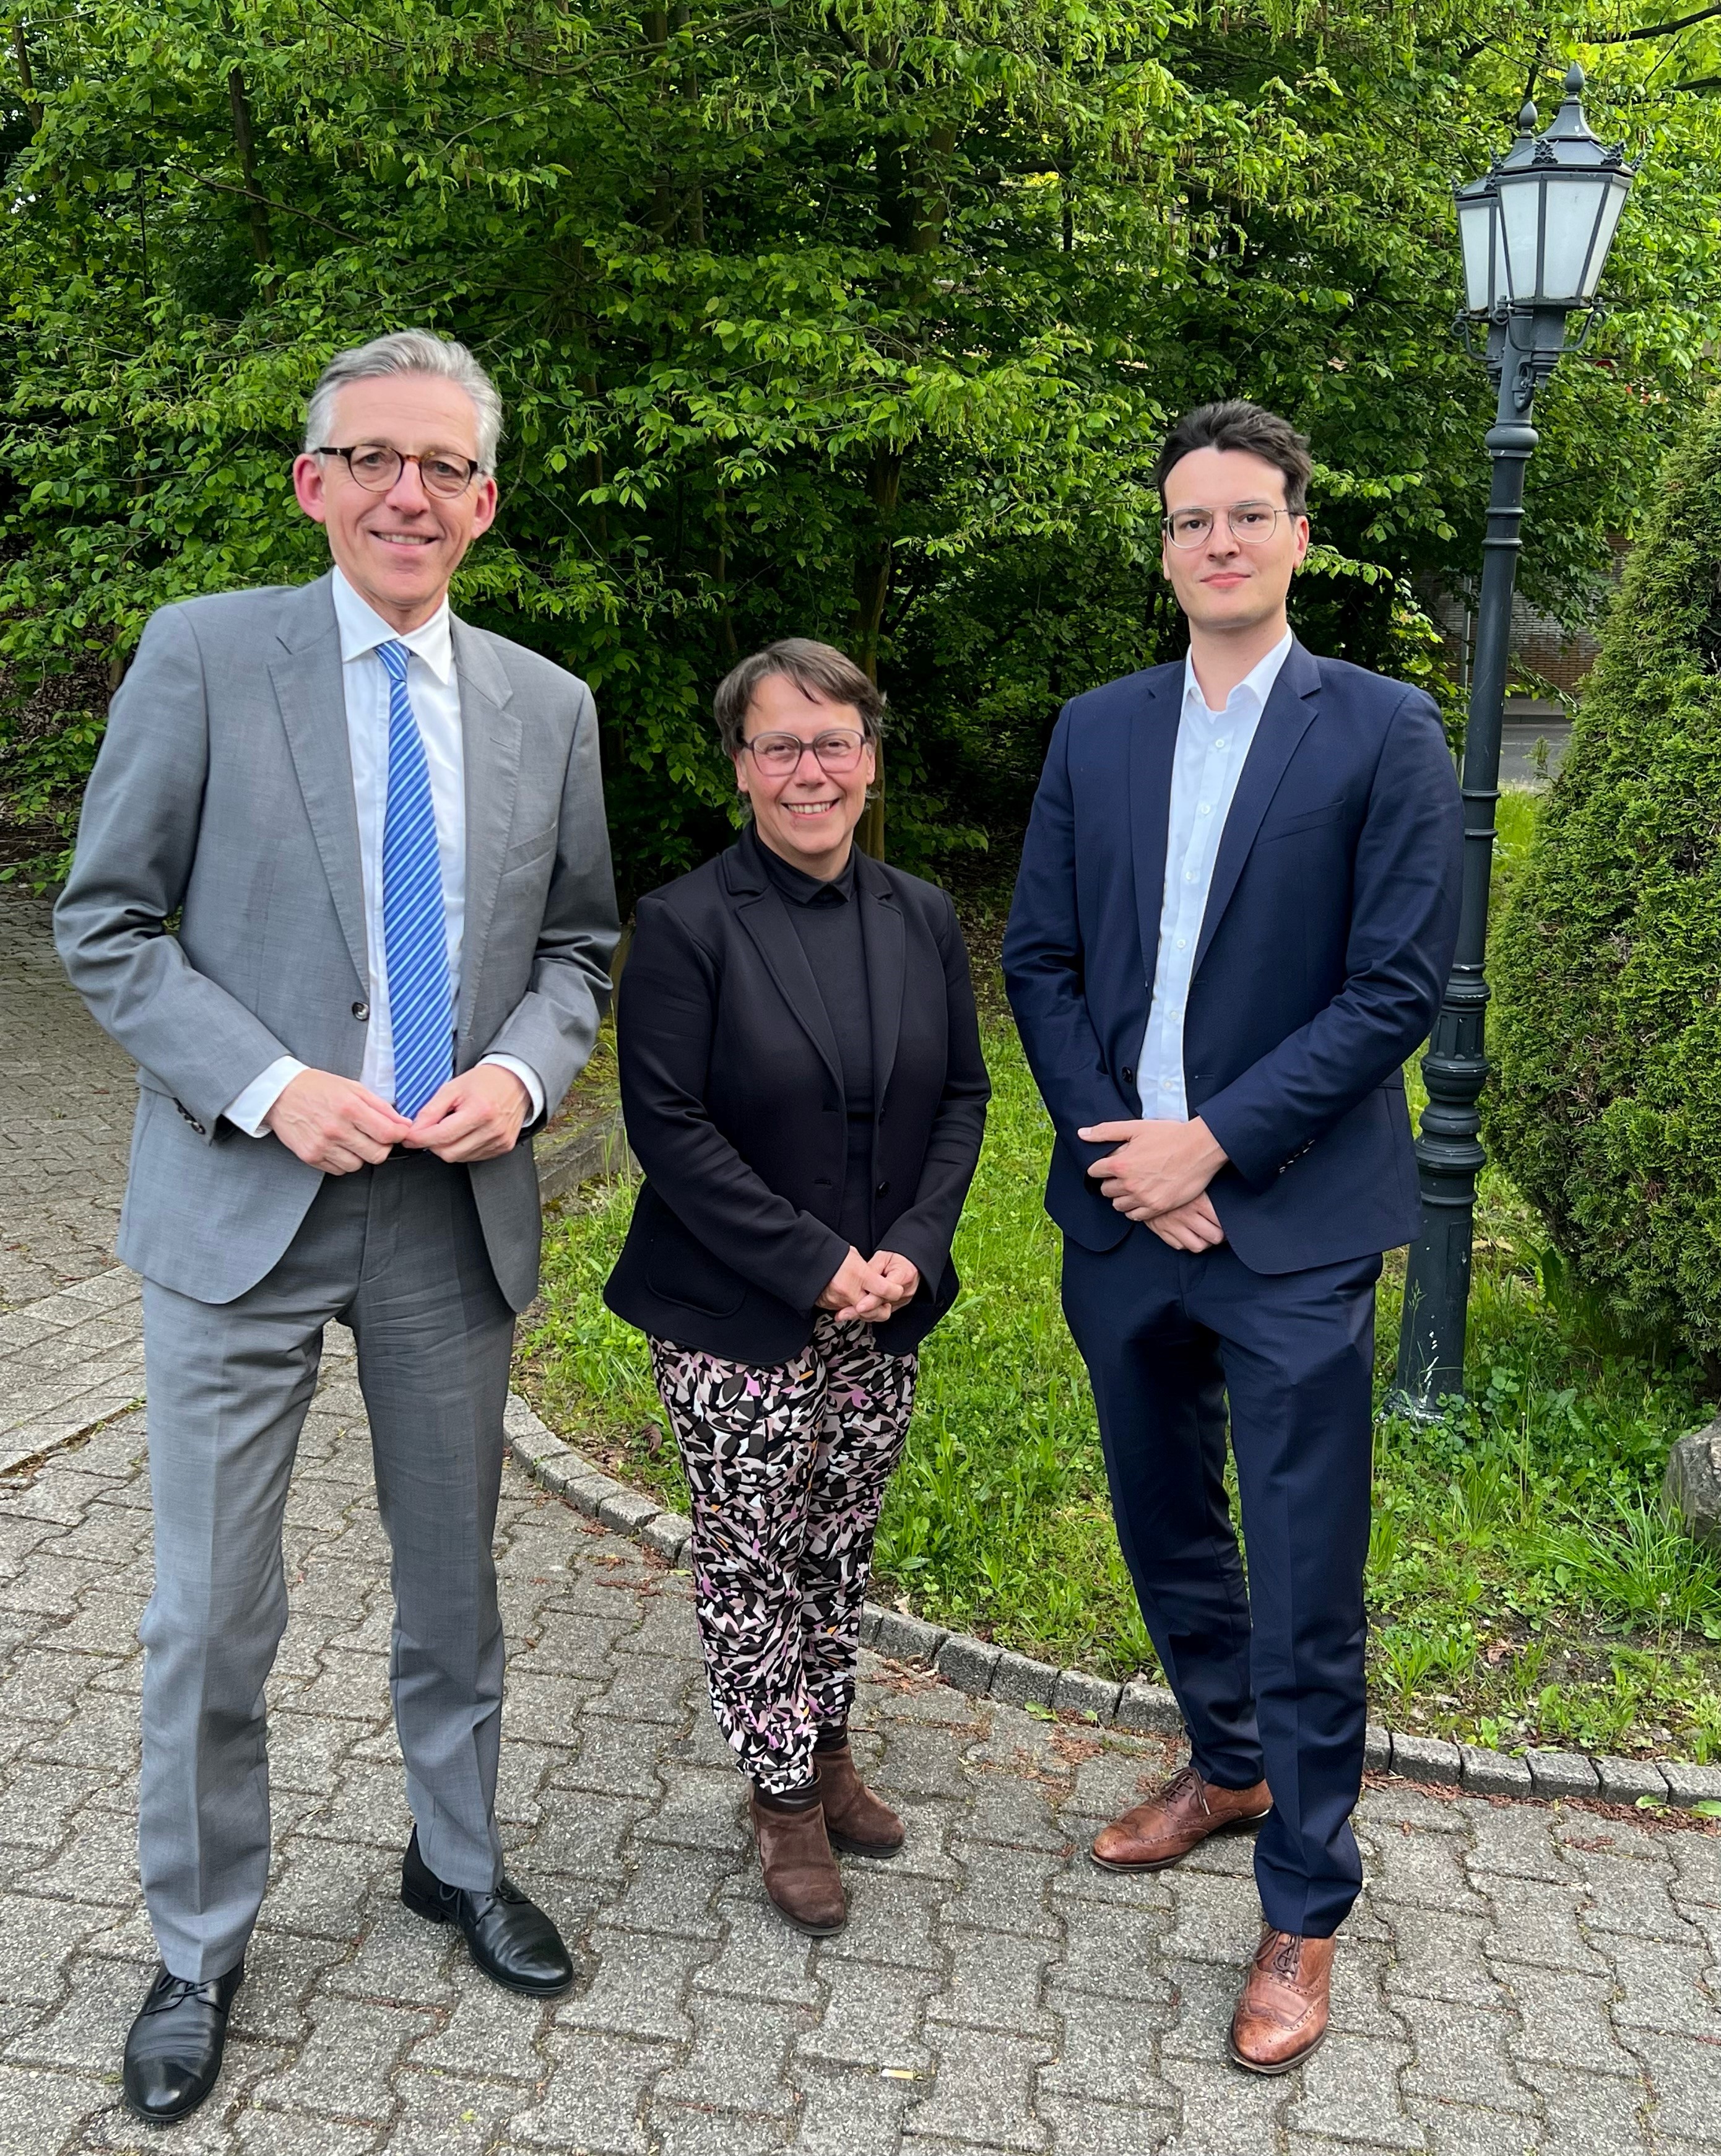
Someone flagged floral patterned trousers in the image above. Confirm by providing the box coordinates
[648,1315,917,1796]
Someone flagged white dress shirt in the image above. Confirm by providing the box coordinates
[225,568,544,1136]
[1137,630,1294,1121]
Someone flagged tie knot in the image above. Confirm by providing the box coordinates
[376,640,410,684]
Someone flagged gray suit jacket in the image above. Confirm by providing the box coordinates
[54,572,619,1310]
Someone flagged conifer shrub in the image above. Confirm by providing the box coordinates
[1485,405,1721,1376]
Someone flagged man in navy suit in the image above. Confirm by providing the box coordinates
[1004,401,1462,2073]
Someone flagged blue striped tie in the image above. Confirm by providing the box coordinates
[376,641,454,1119]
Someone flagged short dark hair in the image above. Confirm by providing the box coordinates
[1152,400,1312,516]
[712,638,887,759]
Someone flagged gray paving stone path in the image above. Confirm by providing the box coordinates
[0,895,135,1313]
[3,890,1720,2155]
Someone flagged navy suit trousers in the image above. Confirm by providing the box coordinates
[1062,1228,1382,1939]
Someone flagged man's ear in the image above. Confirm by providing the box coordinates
[292,454,329,524]
[469,474,500,541]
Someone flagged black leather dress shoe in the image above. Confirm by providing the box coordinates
[122,1960,245,2124]
[401,1828,574,1995]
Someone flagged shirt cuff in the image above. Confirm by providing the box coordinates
[479,1054,545,1126]
[225,1057,308,1138]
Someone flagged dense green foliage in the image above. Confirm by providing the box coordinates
[1486,402,1721,1374]
[3,3,1721,892]
[524,1004,1720,1760]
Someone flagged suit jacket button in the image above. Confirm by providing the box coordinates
[1122,1066,1135,1082]
[352,1000,370,1020]
[875,1180,889,1197]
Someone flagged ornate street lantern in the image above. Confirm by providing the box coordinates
[1392,66,1637,1417]
[1493,73,1634,310]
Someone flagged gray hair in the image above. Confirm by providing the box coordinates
[303,329,504,471]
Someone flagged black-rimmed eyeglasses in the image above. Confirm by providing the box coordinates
[315,445,484,498]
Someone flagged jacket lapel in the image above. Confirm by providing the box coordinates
[726,833,844,1097]
[1192,638,1322,976]
[856,851,905,1109]
[451,619,522,1052]
[269,573,368,993]
[1129,666,1181,1009]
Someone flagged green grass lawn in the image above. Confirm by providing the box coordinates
[519,789,1721,1762]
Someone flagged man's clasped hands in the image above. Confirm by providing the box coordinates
[1078,1114,1231,1253]
[265,1064,532,1172]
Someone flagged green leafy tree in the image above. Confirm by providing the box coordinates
[2,1,1720,895]
[1485,398,1721,1375]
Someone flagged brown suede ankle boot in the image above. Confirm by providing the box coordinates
[749,1781,846,1937]
[813,1740,905,1858]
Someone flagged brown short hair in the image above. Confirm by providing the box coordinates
[1152,401,1312,516]
[713,638,886,759]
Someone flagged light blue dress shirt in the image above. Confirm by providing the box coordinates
[223,570,544,1136]
[1137,630,1294,1121]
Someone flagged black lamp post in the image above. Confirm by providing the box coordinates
[1392,64,1636,1417]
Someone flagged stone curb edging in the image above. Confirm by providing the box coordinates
[535,1105,631,1206]
[501,1393,1721,1817]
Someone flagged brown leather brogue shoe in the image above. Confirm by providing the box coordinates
[750,1785,846,1936]
[1090,1763,1272,1873]
[1228,1926,1335,2075]
[815,1741,905,1859]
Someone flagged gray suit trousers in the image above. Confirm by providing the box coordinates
[138,1151,514,1982]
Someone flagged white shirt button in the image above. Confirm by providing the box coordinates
[1198,803,1212,815]
[1176,937,1187,949]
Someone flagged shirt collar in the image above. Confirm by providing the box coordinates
[1181,628,1294,724]
[331,567,454,686]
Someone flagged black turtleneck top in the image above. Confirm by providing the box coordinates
[755,836,877,1256]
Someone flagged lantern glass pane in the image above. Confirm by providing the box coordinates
[1580,180,1628,298]
[1456,192,1495,313]
[1498,177,1543,302]
[1540,178,1606,302]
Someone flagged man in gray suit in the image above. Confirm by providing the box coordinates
[55,329,619,2124]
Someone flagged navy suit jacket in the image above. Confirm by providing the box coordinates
[1002,638,1463,1275]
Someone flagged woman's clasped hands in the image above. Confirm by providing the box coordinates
[817,1246,921,1324]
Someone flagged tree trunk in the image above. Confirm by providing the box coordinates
[643,10,676,233]
[675,3,704,243]
[852,447,902,860]
[227,64,274,264]
[11,21,41,133]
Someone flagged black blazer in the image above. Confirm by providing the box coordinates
[604,828,990,1363]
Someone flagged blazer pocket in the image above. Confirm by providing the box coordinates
[645,1232,746,1319]
[1257,799,1345,844]
[501,824,557,875]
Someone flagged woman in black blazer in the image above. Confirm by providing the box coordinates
[605,638,988,1936]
